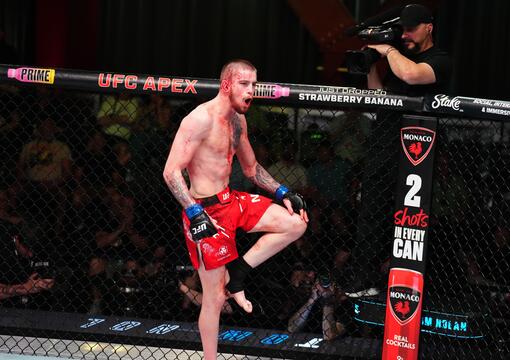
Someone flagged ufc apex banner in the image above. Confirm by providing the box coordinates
[382,115,437,360]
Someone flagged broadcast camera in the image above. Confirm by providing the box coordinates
[343,5,405,75]
[344,18,403,75]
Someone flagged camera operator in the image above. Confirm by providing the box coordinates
[287,274,347,341]
[345,4,452,297]
[366,3,451,95]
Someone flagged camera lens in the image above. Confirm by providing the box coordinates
[319,274,331,288]
[345,49,381,75]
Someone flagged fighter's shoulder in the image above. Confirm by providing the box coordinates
[180,103,214,129]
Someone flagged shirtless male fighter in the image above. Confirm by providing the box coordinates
[163,59,308,359]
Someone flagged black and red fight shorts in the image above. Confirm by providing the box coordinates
[182,187,273,270]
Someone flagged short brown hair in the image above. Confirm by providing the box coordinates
[220,59,256,81]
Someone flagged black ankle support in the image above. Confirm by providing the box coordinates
[226,257,252,293]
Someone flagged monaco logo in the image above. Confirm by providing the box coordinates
[401,127,436,166]
[389,286,421,324]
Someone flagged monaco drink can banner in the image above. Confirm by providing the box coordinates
[382,115,437,360]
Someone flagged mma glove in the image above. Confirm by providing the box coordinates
[275,185,307,213]
[185,204,217,242]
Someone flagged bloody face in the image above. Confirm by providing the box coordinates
[228,68,257,114]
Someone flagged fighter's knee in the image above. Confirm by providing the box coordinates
[213,292,228,310]
[204,289,227,309]
[295,218,307,238]
[286,215,307,239]
[217,290,227,303]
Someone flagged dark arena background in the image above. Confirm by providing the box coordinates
[1,1,510,360]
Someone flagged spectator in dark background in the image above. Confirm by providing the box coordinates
[96,93,142,145]
[275,261,317,328]
[62,178,96,267]
[17,117,72,190]
[330,110,370,166]
[16,115,72,246]
[129,94,176,205]
[300,123,329,168]
[268,142,309,195]
[110,141,144,198]
[0,273,53,301]
[87,185,150,314]
[131,94,176,167]
[325,208,355,273]
[287,279,346,341]
[306,140,352,211]
[74,128,114,189]
[0,189,54,303]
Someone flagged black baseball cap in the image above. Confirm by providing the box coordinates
[399,4,434,27]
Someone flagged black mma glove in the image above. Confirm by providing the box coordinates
[275,185,307,213]
[185,204,217,242]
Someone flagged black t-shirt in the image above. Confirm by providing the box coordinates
[384,46,452,97]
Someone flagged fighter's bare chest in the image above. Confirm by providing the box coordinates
[205,117,242,153]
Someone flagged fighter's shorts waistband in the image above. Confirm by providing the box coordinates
[195,187,232,208]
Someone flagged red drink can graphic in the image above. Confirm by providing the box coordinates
[382,268,424,360]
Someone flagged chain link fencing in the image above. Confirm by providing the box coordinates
[0,78,509,359]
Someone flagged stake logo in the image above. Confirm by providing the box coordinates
[389,286,421,324]
[401,127,436,166]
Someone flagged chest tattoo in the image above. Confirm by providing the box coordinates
[230,115,242,150]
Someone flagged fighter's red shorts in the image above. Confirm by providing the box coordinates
[182,187,273,270]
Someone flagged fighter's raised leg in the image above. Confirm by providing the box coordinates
[227,203,307,312]
[245,203,307,265]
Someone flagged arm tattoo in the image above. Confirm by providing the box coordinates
[247,164,279,194]
[165,172,195,208]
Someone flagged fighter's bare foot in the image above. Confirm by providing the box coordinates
[229,290,253,313]
[224,258,253,313]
